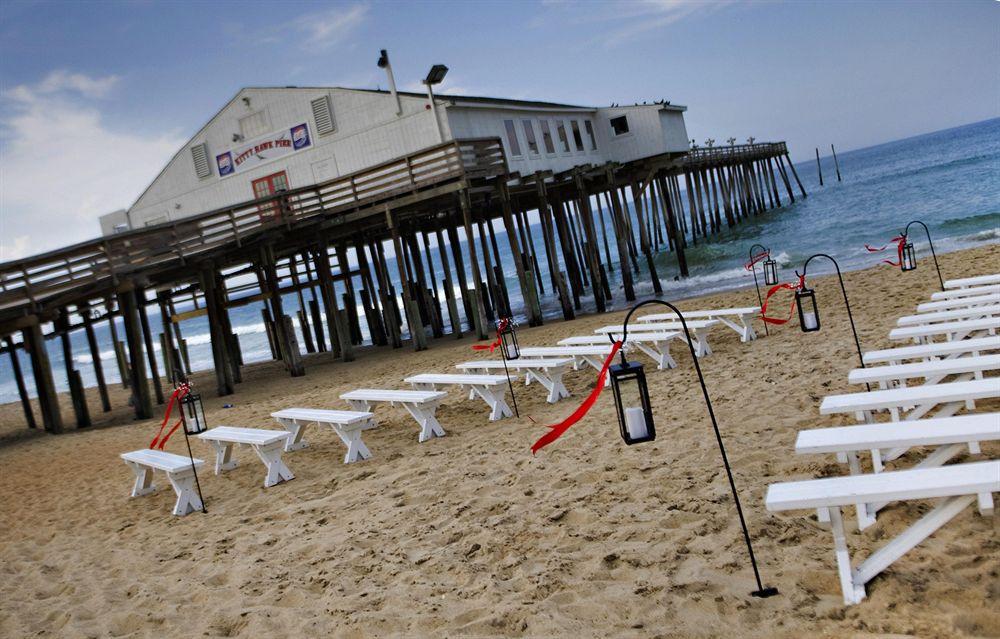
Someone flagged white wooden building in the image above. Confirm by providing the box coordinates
[104,86,688,233]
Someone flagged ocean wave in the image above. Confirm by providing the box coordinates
[939,212,1000,230]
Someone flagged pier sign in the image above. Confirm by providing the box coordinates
[216,123,312,177]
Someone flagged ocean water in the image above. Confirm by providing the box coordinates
[2,118,998,406]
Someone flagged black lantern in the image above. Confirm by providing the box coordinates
[499,318,520,360]
[796,287,821,332]
[609,359,656,445]
[762,257,779,286]
[180,387,207,434]
[901,241,917,272]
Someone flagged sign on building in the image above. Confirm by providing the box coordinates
[216,123,312,177]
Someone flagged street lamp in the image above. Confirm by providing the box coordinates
[610,300,778,599]
[423,64,449,143]
[902,220,944,289]
[796,254,869,390]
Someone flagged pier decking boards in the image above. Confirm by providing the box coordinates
[0,139,802,433]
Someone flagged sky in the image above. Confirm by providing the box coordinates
[0,0,997,261]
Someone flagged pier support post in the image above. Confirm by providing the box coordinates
[784,152,807,198]
[118,285,154,418]
[82,304,111,412]
[198,267,238,394]
[534,175,574,320]
[22,320,62,432]
[55,308,91,428]
[500,183,542,326]
[386,208,429,349]
[5,337,37,429]
[458,191,489,339]
[434,226,463,338]
[135,287,164,404]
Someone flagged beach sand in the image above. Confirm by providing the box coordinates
[0,243,997,638]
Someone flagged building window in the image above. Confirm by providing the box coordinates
[556,121,571,152]
[610,115,630,136]
[539,120,555,154]
[584,120,598,150]
[504,119,522,157]
[239,109,270,140]
[522,119,539,155]
[252,171,290,222]
[571,120,584,152]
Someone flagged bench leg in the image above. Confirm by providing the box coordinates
[635,341,676,370]
[471,385,512,421]
[211,441,237,474]
[253,441,294,488]
[581,355,610,386]
[871,443,967,515]
[347,399,371,412]
[741,315,758,342]
[276,418,309,452]
[826,507,867,605]
[333,424,373,464]
[403,402,446,442]
[846,452,877,531]
[126,461,156,497]
[166,470,202,516]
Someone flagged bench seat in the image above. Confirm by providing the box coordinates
[271,407,377,462]
[404,373,518,421]
[120,449,205,516]
[456,359,572,403]
[340,388,449,442]
[863,335,1000,366]
[917,293,1000,313]
[897,304,1000,327]
[639,307,760,342]
[944,273,1000,289]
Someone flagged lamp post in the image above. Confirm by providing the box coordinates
[747,244,779,337]
[902,220,944,290]
[796,254,869,391]
[422,64,449,143]
[497,317,519,418]
[609,300,778,599]
[175,374,207,514]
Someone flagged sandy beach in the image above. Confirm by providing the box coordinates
[0,243,997,639]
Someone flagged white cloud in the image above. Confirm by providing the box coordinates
[292,4,368,50]
[0,71,185,261]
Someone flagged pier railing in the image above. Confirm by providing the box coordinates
[683,142,788,168]
[0,137,506,319]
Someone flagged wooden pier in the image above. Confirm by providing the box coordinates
[0,138,804,433]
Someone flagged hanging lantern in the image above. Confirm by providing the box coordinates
[901,241,917,272]
[609,359,656,445]
[179,387,207,434]
[499,318,520,360]
[762,257,779,286]
[796,287,821,333]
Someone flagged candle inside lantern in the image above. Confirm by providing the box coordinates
[625,406,648,440]
[802,311,819,331]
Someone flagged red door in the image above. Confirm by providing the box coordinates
[251,171,289,222]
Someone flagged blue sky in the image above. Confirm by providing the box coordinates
[0,0,997,259]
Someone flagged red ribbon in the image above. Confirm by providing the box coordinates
[149,383,189,449]
[531,341,623,454]
[865,235,906,268]
[471,318,510,353]
[745,250,770,271]
[759,274,806,325]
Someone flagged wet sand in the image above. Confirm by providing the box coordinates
[0,243,997,638]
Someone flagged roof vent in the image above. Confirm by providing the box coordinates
[191,143,211,179]
[311,95,336,136]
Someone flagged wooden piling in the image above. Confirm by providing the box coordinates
[500,183,542,325]
[22,321,62,432]
[785,152,807,197]
[831,144,842,182]
[82,305,111,411]
[457,191,490,339]
[534,175,574,320]
[118,286,154,418]
[815,148,824,186]
[4,337,36,429]
[198,267,238,394]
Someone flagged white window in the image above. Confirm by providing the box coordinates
[113,223,130,234]
[144,215,169,227]
[190,143,211,179]
[584,120,598,150]
[570,120,584,152]
[310,95,336,136]
[239,109,270,140]
[504,119,522,156]
[539,120,555,154]
[610,115,630,136]
[556,121,571,153]
[521,119,539,155]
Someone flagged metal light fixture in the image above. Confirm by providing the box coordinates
[609,359,655,445]
[612,299,777,599]
[762,257,779,287]
[795,286,820,332]
[499,318,520,360]
[423,64,449,86]
[901,240,917,272]
[180,386,207,434]
[747,244,776,337]
[902,220,944,289]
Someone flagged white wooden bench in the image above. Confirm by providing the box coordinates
[863,335,1000,366]
[404,373,518,421]
[821,377,999,426]
[795,414,1000,529]
[340,388,449,443]
[765,461,999,605]
[917,293,1000,313]
[271,408,377,463]
[519,345,618,386]
[456,358,572,403]
[897,304,1000,327]
[557,332,681,370]
[120,449,205,516]
[848,354,1000,388]
[196,426,294,488]
[931,284,1000,301]
[639,307,760,342]
[944,273,1000,289]
[888,317,1000,344]
[594,320,719,357]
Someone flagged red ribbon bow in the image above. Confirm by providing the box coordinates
[531,341,623,454]
[865,235,906,268]
[745,250,770,271]
[759,274,806,325]
[149,383,190,450]
[472,318,510,353]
